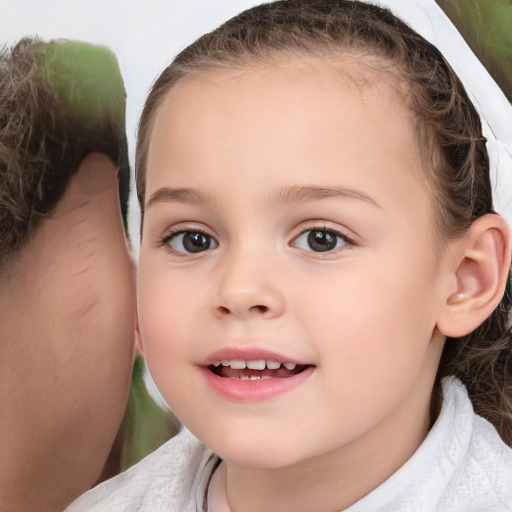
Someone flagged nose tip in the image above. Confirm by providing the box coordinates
[211,267,284,320]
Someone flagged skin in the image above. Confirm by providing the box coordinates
[0,153,136,512]
[137,59,491,511]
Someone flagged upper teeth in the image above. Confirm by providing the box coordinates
[213,359,297,370]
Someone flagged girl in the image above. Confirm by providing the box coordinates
[67,0,512,510]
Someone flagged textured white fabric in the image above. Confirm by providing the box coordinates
[345,378,512,512]
[64,379,512,512]
[365,0,512,229]
[63,428,210,512]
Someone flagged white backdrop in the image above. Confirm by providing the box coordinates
[0,0,260,253]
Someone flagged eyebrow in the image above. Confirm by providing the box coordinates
[270,185,382,209]
[146,187,218,210]
[145,184,381,210]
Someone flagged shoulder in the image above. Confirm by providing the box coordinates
[347,378,512,512]
[443,411,512,510]
[64,428,210,512]
[439,379,512,511]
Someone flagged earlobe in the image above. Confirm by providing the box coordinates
[437,214,511,338]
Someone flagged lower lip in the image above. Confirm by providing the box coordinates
[199,366,314,402]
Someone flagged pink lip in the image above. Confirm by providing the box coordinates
[198,347,314,402]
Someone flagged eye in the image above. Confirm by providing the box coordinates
[164,230,218,254]
[292,229,349,253]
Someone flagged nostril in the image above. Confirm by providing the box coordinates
[217,304,268,315]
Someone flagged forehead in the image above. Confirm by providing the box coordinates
[146,56,428,212]
[150,56,419,166]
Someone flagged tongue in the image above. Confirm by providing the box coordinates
[214,365,306,379]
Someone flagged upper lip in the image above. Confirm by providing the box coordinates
[200,347,308,367]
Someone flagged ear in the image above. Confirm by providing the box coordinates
[437,214,511,338]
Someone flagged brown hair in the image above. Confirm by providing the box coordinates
[136,0,512,444]
[0,37,130,268]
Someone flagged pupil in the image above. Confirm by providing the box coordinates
[307,230,336,252]
[183,232,210,253]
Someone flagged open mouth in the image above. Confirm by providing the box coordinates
[209,359,310,380]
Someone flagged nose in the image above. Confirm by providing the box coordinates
[211,251,285,320]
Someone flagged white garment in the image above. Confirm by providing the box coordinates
[344,378,512,512]
[65,379,512,512]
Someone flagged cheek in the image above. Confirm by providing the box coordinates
[136,266,214,421]
[295,251,439,372]
[137,266,199,369]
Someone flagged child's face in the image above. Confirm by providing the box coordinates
[138,59,450,469]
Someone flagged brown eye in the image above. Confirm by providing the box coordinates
[307,230,337,252]
[293,229,347,253]
[168,231,217,253]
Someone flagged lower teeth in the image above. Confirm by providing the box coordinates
[232,375,273,381]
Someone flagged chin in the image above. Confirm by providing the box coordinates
[202,431,301,469]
